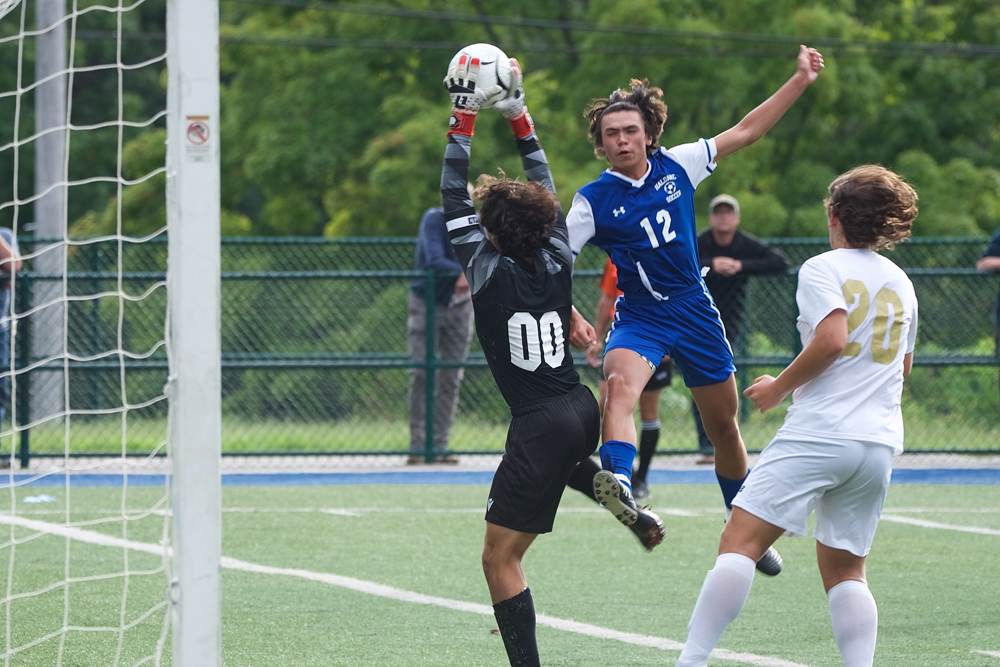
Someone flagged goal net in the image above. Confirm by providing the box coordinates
[0,0,221,663]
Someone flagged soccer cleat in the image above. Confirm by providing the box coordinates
[756,546,783,576]
[630,506,665,551]
[593,470,639,527]
[632,478,650,500]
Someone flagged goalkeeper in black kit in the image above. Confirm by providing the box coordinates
[442,56,665,667]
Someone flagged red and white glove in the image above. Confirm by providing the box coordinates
[493,58,534,139]
[443,53,501,137]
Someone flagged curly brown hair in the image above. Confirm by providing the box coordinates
[474,173,559,258]
[585,79,668,159]
[824,165,918,251]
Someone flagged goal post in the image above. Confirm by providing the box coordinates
[166,0,222,662]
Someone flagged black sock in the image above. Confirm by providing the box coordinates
[493,588,540,667]
[635,423,659,483]
[566,456,600,502]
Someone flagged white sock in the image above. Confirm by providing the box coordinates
[828,580,878,667]
[675,553,756,667]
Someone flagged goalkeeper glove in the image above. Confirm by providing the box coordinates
[493,59,534,140]
[444,54,502,112]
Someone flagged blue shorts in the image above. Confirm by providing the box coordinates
[605,287,735,388]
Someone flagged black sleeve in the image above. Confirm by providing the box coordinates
[441,133,499,295]
[737,235,789,275]
[516,132,572,265]
[697,232,713,269]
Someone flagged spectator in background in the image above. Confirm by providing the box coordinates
[695,194,789,463]
[0,229,20,468]
[407,194,475,465]
[976,228,1000,418]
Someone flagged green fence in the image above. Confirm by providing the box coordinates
[11,236,1000,465]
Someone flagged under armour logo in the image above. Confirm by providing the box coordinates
[613,206,626,217]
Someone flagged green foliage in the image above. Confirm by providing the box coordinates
[207,0,1000,237]
[14,0,1000,237]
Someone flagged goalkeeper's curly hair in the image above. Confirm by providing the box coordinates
[474,172,558,258]
[585,78,668,159]
[824,165,918,251]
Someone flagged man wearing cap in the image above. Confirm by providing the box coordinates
[693,194,789,463]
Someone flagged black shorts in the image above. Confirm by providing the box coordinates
[601,358,673,391]
[486,383,600,534]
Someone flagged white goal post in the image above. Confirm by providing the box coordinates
[166,0,222,663]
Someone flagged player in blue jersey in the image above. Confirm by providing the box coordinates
[567,45,824,576]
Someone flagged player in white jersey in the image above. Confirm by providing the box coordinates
[674,165,919,667]
[568,45,824,576]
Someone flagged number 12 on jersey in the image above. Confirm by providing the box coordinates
[639,209,676,248]
[508,311,565,371]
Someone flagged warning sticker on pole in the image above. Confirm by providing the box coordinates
[185,115,212,163]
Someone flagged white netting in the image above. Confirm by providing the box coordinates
[0,0,172,663]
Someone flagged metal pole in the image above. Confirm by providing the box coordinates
[33,0,67,428]
[423,269,436,464]
[166,0,222,661]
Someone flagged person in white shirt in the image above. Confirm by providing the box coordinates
[674,165,919,667]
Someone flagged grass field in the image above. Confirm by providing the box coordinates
[0,481,998,665]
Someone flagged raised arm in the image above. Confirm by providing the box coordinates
[494,59,572,256]
[495,60,556,195]
[441,54,497,275]
[714,46,824,161]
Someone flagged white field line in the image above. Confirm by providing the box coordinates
[881,515,1000,536]
[973,650,1000,658]
[0,514,813,667]
[10,506,1000,517]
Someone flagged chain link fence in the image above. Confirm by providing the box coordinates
[11,236,999,466]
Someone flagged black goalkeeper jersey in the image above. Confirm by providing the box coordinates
[441,131,580,409]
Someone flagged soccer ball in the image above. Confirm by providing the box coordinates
[447,43,513,109]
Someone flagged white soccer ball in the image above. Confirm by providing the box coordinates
[448,43,513,109]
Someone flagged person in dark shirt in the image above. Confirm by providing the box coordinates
[693,194,789,462]
[442,55,664,667]
[406,201,475,465]
[976,229,1000,418]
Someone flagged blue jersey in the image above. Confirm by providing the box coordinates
[567,139,717,301]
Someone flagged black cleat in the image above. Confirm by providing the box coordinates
[593,470,639,527]
[756,546,783,576]
[632,478,650,500]
[630,506,665,551]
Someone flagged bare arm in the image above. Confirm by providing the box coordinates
[568,306,597,350]
[714,46,824,161]
[593,292,614,342]
[976,256,1000,272]
[0,236,19,273]
[586,292,616,366]
[743,309,847,413]
[903,352,913,380]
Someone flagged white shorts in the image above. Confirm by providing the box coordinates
[732,437,894,557]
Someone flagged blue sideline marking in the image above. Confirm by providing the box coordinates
[1,468,999,487]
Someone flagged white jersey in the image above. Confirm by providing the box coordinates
[777,248,918,453]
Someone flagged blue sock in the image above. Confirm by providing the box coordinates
[716,469,749,509]
[599,440,637,485]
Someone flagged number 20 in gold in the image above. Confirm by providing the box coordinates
[840,280,904,365]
